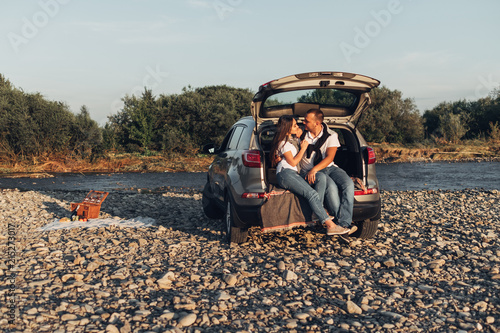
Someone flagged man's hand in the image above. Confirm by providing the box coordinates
[305,169,317,185]
[273,153,282,165]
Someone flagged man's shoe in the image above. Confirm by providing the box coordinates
[347,225,358,235]
[326,225,349,235]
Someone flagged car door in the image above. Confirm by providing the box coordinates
[211,125,245,201]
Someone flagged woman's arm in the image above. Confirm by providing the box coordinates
[282,140,309,167]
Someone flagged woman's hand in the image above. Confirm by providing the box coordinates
[300,140,309,150]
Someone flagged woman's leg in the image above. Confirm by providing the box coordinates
[277,169,330,224]
[299,170,328,207]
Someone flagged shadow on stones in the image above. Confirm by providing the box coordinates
[31,189,356,248]
[37,189,225,243]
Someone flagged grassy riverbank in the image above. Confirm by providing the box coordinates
[0,152,214,177]
[373,141,500,163]
[0,141,499,177]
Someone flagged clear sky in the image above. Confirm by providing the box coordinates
[1,0,499,124]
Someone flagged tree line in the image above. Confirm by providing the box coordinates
[0,75,101,160]
[103,85,252,154]
[357,86,500,144]
[0,73,499,162]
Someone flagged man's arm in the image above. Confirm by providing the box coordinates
[305,147,337,184]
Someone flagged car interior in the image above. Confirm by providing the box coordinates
[260,102,354,119]
[258,119,364,189]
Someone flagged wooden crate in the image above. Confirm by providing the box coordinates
[70,191,109,219]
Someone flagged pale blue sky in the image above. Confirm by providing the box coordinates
[1,0,499,124]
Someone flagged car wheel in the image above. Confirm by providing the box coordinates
[352,219,379,239]
[202,182,224,219]
[225,197,248,244]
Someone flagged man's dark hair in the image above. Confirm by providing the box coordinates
[306,108,324,122]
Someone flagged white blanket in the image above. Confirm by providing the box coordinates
[38,216,156,231]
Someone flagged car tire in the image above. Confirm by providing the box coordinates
[225,197,248,244]
[352,218,379,239]
[202,182,224,219]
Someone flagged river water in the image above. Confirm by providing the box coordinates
[0,161,498,192]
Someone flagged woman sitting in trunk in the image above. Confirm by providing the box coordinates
[270,115,349,235]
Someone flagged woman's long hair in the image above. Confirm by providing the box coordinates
[270,115,295,168]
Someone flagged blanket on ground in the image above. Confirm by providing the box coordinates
[38,216,156,231]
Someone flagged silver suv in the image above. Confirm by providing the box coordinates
[202,72,381,243]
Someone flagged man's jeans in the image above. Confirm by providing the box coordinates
[319,166,354,227]
[277,169,330,224]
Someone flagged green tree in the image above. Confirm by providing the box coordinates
[298,89,355,106]
[155,85,253,152]
[126,89,159,151]
[466,93,500,139]
[438,112,468,143]
[72,105,103,158]
[0,74,103,159]
[488,121,500,142]
[106,88,161,152]
[357,86,424,143]
[423,95,500,140]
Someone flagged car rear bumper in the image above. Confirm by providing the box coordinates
[231,193,381,228]
[353,191,381,221]
[353,201,381,221]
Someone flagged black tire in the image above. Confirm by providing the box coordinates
[352,219,379,239]
[225,197,248,244]
[202,182,224,219]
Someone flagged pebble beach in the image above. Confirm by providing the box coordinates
[1,188,499,332]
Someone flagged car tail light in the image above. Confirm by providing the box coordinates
[242,192,266,199]
[354,188,379,196]
[242,150,261,168]
[367,147,376,164]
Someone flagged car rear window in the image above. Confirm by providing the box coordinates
[263,89,356,109]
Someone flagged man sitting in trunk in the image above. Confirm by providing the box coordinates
[299,109,356,233]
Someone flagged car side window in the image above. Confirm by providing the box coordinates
[236,126,251,149]
[219,128,235,151]
[227,126,244,150]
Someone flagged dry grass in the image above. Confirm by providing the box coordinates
[1,141,499,177]
[0,152,215,176]
[372,141,500,163]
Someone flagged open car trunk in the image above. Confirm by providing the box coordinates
[257,122,365,232]
[258,122,364,188]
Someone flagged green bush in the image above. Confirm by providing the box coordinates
[0,74,102,159]
[357,86,424,143]
[104,85,254,153]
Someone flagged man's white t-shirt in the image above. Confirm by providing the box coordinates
[276,141,298,174]
[299,128,340,172]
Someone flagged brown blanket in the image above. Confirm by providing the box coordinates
[258,186,317,232]
[259,177,364,232]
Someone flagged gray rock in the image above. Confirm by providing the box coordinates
[284,270,298,281]
[346,301,362,314]
[223,273,238,286]
[383,258,396,268]
[105,324,120,333]
[61,313,78,321]
[177,313,197,327]
[4,188,499,333]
